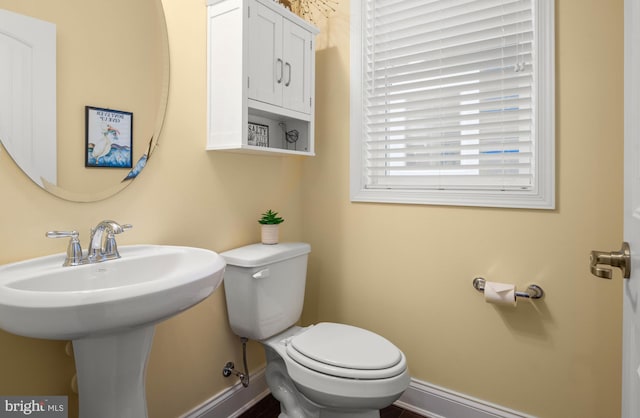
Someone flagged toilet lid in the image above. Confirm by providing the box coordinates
[286,323,406,380]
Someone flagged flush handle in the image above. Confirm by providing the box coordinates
[590,242,631,279]
[252,269,270,280]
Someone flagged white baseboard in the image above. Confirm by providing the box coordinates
[181,370,536,418]
[180,367,269,418]
[397,379,537,418]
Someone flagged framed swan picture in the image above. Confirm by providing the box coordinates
[85,106,133,168]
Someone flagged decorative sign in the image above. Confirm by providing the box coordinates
[248,122,269,147]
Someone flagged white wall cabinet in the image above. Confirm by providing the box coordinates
[247,0,313,115]
[207,0,318,156]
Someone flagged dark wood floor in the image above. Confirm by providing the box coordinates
[239,394,426,418]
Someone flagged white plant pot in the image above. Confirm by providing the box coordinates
[261,224,280,245]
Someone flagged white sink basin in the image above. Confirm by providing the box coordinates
[0,244,226,418]
[0,245,225,340]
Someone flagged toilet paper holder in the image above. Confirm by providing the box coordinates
[472,277,544,300]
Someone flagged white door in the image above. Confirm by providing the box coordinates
[623,1,640,416]
[0,9,56,187]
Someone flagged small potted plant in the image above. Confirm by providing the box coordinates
[258,209,284,245]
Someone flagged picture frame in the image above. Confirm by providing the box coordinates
[85,106,133,168]
[248,122,269,147]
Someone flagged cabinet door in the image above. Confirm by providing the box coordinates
[248,0,283,106]
[282,19,312,114]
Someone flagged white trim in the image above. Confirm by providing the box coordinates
[397,378,537,418]
[180,367,269,418]
[181,371,536,418]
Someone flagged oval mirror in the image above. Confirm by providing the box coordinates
[0,0,169,202]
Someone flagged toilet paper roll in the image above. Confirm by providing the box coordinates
[484,281,517,307]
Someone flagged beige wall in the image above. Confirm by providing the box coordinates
[0,0,303,417]
[0,1,624,418]
[302,0,624,417]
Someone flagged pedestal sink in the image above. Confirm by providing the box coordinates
[0,245,226,418]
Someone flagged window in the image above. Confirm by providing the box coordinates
[350,0,554,208]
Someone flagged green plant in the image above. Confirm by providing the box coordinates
[258,209,285,225]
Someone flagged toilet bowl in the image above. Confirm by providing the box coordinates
[221,243,410,417]
[264,323,410,417]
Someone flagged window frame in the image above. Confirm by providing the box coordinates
[349,0,555,209]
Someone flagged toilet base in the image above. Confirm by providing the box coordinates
[264,345,382,418]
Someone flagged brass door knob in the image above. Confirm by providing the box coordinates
[590,242,631,279]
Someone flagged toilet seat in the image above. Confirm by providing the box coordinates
[285,323,406,380]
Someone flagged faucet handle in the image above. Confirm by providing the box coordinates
[100,222,133,234]
[46,230,83,266]
[103,224,132,259]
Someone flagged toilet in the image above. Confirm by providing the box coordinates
[221,242,410,418]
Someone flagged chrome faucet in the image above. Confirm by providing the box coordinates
[47,220,132,266]
[86,220,132,263]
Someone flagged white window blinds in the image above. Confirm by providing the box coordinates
[351,0,555,208]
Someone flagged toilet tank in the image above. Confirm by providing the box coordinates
[220,242,311,340]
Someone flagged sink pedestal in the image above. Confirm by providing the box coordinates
[0,245,226,417]
[73,325,155,418]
